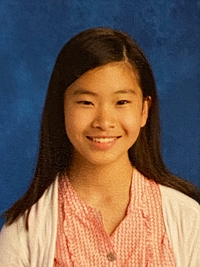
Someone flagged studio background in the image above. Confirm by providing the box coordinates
[0,0,200,229]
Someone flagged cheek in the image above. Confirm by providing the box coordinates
[120,110,143,130]
[64,109,90,139]
[64,107,76,138]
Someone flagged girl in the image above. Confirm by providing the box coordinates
[0,27,200,267]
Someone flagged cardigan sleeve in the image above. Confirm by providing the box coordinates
[160,185,200,267]
[0,216,29,267]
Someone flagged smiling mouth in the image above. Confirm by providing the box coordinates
[87,136,121,143]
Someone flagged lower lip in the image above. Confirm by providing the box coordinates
[87,138,118,151]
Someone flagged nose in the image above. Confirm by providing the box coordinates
[91,106,116,130]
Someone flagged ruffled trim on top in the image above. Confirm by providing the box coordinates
[54,169,176,266]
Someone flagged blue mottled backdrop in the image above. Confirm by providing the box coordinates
[0,0,200,228]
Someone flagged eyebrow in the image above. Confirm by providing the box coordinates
[72,88,136,96]
[72,89,97,96]
[114,89,136,95]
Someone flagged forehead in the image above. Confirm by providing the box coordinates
[66,61,142,95]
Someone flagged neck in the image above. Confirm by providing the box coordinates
[67,155,133,195]
[66,155,134,234]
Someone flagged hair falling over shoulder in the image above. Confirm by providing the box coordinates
[3,27,200,229]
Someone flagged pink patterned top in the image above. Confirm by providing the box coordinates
[54,169,176,266]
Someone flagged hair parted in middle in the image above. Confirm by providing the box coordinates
[4,27,200,227]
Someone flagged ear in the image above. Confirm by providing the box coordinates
[141,96,152,127]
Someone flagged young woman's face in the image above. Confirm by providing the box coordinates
[64,62,150,167]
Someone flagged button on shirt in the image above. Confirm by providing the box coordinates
[54,169,176,266]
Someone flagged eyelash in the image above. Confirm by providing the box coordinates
[77,100,131,106]
[77,101,94,105]
[117,100,131,105]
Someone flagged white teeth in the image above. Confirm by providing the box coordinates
[92,137,116,143]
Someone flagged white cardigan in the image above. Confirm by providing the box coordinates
[0,179,200,267]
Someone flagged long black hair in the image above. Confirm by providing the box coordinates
[4,27,200,227]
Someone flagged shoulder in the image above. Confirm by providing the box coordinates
[0,214,30,266]
[27,177,58,240]
[0,178,58,267]
[159,184,200,230]
[159,185,200,267]
[30,176,58,216]
[159,184,200,216]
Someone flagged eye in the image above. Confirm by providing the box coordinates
[77,101,94,106]
[117,100,131,105]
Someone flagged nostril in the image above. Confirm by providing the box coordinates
[91,118,116,130]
